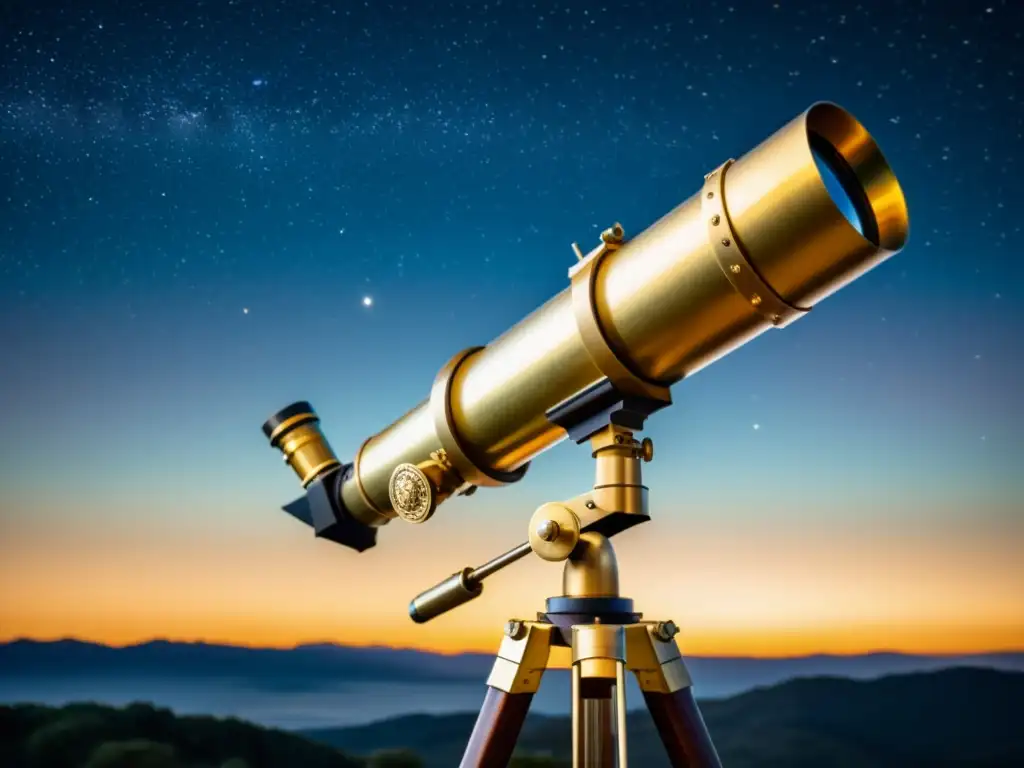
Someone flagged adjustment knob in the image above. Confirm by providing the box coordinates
[528,503,580,562]
[641,438,655,463]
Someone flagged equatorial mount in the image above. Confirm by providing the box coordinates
[409,374,720,768]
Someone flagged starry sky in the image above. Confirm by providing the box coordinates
[1,0,1021,658]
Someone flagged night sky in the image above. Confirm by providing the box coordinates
[1,0,1021,657]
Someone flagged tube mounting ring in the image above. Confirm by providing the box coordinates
[569,240,672,403]
[702,160,808,328]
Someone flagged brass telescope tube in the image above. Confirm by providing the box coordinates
[332,102,908,530]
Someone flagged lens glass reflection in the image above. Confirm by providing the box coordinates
[810,133,878,243]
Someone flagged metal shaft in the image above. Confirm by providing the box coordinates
[469,542,532,581]
[615,660,628,767]
[581,697,614,768]
[572,662,620,767]
[572,664,581,768]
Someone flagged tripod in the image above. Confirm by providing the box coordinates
[461,530,722,768]
[408,378,723,768]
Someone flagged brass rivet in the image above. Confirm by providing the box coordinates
[706,191,714,199]
[750,294,762,306]
[721,238,731,247]
[771,314,781,324]
[730,264,741,274]
[711,215,720,226]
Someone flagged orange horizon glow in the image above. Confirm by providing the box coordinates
[3,500,1022,660]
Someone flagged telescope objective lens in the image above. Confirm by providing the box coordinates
[810,132,879,245]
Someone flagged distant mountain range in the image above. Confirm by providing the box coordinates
[3,668,1022,767]
[2,638,1022,701]
[303,668,1024,768]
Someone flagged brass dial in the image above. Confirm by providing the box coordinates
[389,463,437,523]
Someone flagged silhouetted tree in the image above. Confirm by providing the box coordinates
[366,748,425,767]
[83,739,178,768]
[8,703,363,768]
[24,711,111,768]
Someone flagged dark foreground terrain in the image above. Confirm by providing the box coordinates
[1,668,1021,768]
[306,667,1024,768]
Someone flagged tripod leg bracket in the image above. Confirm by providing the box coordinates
[626,623,694,694]
[571,624,627,680]
[486,621,555,694]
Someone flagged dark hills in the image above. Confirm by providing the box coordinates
[0,667,1020,767]
[0,700,364,768]
[304,667,1024,768]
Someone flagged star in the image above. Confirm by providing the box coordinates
[242,307,249,314]
[362,296,373,307]
[752,423,761,430]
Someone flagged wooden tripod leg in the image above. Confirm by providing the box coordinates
[627,623,723,768]
[643,687,722,768]
[460,621,555,768]
[459,686,534,768]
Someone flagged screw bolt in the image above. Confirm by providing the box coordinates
[655,621,679,641]
[505,620,525,639]
[536,519,560,542]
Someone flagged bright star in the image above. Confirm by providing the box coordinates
[362,296,373,307]
[752,423,760,430]
[243,307,249,314]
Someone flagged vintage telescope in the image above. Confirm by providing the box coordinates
[262,102,908,768]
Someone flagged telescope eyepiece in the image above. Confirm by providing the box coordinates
[263,401,317,445]
[263,401,341,488]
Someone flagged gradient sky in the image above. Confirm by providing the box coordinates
[1,0,1021,658]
